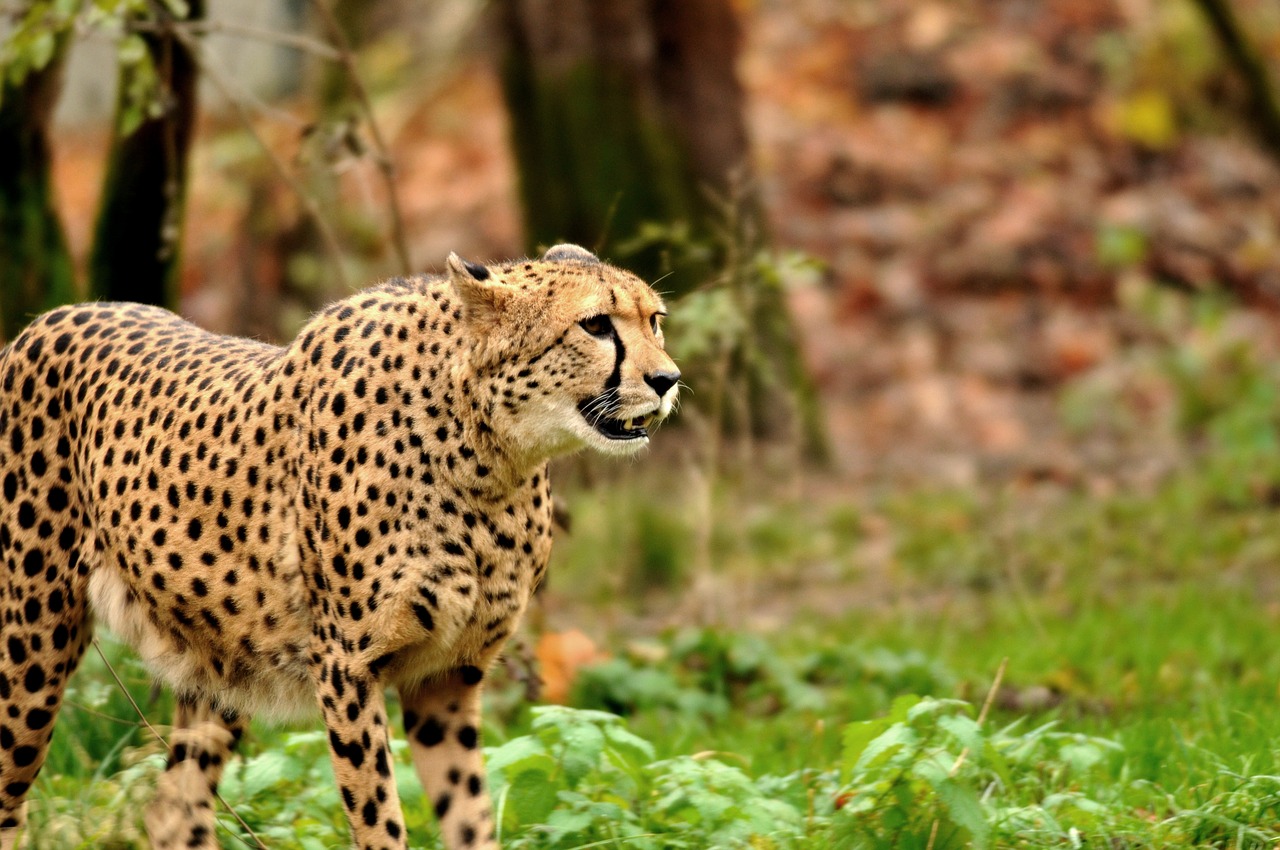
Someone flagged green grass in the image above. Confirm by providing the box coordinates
[532,462,1280,848]
[21,455,1280,848]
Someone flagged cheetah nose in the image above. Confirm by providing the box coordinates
[645,370,681,398]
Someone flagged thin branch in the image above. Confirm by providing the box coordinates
[133,4,310,128]
[165,22,352,290]
[62,699,147,727]
[92,639,169,744]
[923,818,941,850]
[975,657,1007,727]
[948,656,1008,777]
[309,0,413,275]
[924,656,1010,850]
[129,18,344,61]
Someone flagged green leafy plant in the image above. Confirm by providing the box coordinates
[571,629,825,721]
[485,705,812,849]
[834,695,1130,850]
[1,0,168,99]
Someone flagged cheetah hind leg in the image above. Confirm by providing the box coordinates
[0,802,22,850]
[0,550,93,850]
[400,665,498,850]
[145,695,248,850]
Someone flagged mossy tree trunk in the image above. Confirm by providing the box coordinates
[498,0,827,459]
[89,0,204,306]
[0,39,76,341]
[499,0,743,293]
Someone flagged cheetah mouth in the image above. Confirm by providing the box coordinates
[577,399,656,441]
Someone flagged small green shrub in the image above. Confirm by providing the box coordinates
[488,705,798,849]
[834,695,1125,849]
[571,629,825,720]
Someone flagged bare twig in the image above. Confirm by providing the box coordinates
[62,699,146,727]
[949,656,1008,777]
[923,818,941,850]
[91,639,268,850]
[134,1,308,128]
[92,639,169,745]
[975,658,1007,727]
[309,0,413,275]
[165,23,351,290]
[924,657,1009,850]
[129,18,343,61]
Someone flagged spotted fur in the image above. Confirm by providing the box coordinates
[0,246,678,850]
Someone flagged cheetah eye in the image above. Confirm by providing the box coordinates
[649,312,665,335]
[579,314,613,337]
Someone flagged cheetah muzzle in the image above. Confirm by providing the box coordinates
[0,244,678,850]
[576,397,659,441]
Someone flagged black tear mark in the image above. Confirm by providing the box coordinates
[605,327,625,392]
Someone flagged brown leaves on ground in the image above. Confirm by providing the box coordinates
[750,0,1280,303]
[744,0,1280,482]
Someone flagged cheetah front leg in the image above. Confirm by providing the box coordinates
[145,695,248,850]
[313,656,408,850]
[400,665,497,850]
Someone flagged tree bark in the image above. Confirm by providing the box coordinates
[499,0,745,293]
[650,0,751,204]
[0,40,76,342]
[1191,0,1280,162]
[497,0,828,460]
[89,0,204,306]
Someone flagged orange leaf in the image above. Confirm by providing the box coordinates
[535,629,609,704]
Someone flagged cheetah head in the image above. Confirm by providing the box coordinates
[447,245,679,461]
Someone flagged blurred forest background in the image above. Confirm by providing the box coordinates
[8,0,1280,847]
[8,0,1280,483]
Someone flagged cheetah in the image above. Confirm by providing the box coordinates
[0,244,679,850]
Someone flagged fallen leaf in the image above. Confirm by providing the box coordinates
[535,629,609,704]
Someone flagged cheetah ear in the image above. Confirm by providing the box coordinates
[542,243,599,264]
[447,252,506,326]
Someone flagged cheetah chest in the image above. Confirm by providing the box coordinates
[354,497,555,688]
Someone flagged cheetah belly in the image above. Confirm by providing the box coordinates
[86,550,318,723]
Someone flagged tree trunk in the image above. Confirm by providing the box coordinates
[649,0,751,207]
[0,40,76,342]
[497,0,828,460]
[1190,0,1280,163]
[89,0,204,306]
[499,0,734,293]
